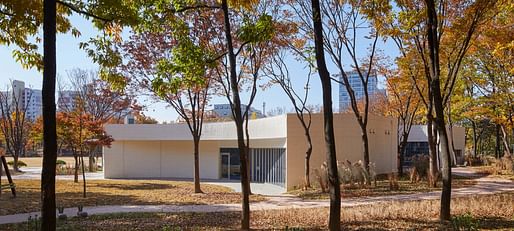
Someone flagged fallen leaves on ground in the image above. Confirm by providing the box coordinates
[290,177,477,200]
[2,192,512,230]
[0,179,265,216]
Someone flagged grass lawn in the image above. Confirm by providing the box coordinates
[0,179,265,216]
[1,192,512,230]
[289,175,477,200]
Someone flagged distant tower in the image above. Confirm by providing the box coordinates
[12,80,25,109]
[338,71,379,112]
[263,102,266,117]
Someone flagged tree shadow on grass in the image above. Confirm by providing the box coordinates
[478,216,514,229]
[0,189,216,216]
[93,182,176,190]
[343,217,442,230]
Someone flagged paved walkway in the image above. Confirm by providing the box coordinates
[12,167,285,195]
[206,181,286,196]
[12,167,105,180]
[1,168,512,225]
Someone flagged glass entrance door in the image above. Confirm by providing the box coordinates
[221,153,230,179]
[220,150,242,180]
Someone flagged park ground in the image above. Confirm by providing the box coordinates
[0,192,512,230]
[0,157,512,230]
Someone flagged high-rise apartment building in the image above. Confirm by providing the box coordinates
[2,80,43,121]
[338,71,380,112]
[213,104,264,119]
[57,90,80,111]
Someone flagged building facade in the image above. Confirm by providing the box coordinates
[23,88,42,121]
[3,80,43,121]
[404,125,466,167]
[57,90,80,111]
[103,114,398,191]
[338,71,382,112]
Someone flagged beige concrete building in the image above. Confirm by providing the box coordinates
[104,114,397,190]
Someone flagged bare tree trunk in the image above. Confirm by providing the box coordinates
[193,136,203,193]
[74,154,79,183]
[361,126,370,182]
[398,134,408,176]
[448,111,457,165]
[41,0,58,229]
[221,1,250,229]
[427,115,438,187]
[434,97,452,221]
[304,133,313,188]
[80,150,86,198]
[425,0,452,221]
[311,0,341,229]
[471,120,478,157]
[496,124,501,158]
[89,155,95,172]
[500,125,512,156]
[12,155,19,172]
[1,156,16,197]
[244,116,252,195]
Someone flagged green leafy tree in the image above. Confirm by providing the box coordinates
[82,1,278,229]
[1,0,138,229]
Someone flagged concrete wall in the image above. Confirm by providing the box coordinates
[105,115,287,141]
[104,140,220,179]
[104,138,287,179]
[285,113,397,189]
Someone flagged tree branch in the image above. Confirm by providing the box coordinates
[57,0,113,22]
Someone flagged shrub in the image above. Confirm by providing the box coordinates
[7,160,27,168]
[337,160,375,186]
[56,159,67,166]
[501,154,513,174]
[409,154,429,183]
[452,212,479,231]
[464,153,482,166]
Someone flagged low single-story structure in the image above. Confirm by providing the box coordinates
[103,113,398,190]
[405,125,466,166]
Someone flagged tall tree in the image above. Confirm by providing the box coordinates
[463,1,513,157]
[83,1,277,229]
[2,1,132,229]
[64,69,134,172]
[421,0,496,221]
[116,15,216,193]
[310,0,341,230]
[41,0,58,229]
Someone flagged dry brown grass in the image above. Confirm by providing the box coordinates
[290,177,477,200]
[469,166,514,181]
[0,179,265,216]
[1,192,512,230]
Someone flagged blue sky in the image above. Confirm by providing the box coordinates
[0,14,398,123]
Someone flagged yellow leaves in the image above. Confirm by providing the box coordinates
[291,38,307,50]
[222,0,259,10]
[104,23,123,43]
